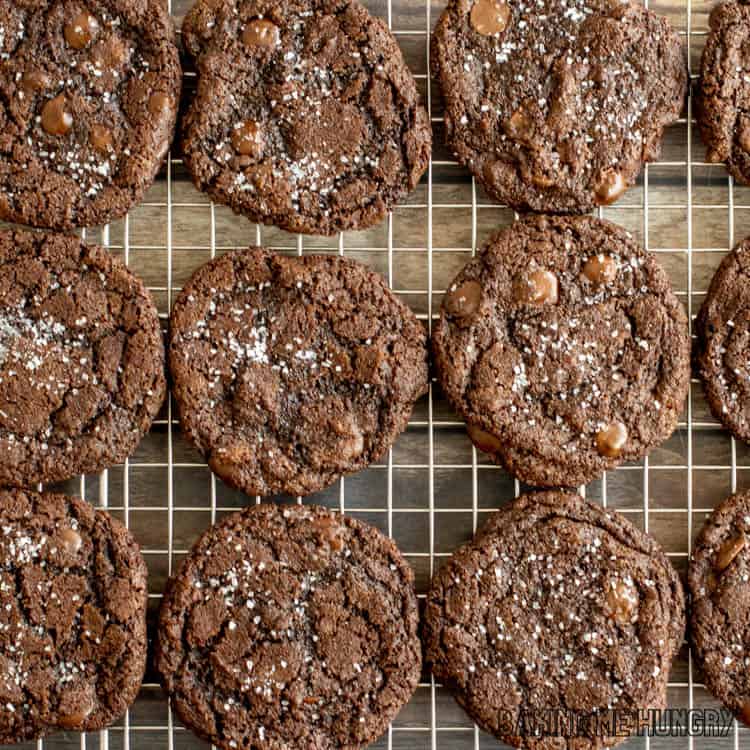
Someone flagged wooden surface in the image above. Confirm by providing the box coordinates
[3,0,748,748]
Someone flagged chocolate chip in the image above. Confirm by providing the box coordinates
[59,527,82,555]
[444,280,482,319]
[231,120,264,158]
[595,421,628,458]
[504,107,533,142]
[470,0,511,35]
[242,19,280,48]
[20,70,50,94]
[57,693,94,729]
[466,423,503,454]
[594,170,626,205]
[89,123,113,153]
[148,92,172,118]
[64,11,99,50]
[41,94,73,136]
[605,579,638,624]
[532,171,555,188]
[582,254,618,286]
[739,119,750,154]
[514,269,558,305]
[313,515,345,552]
[715,531,746,571]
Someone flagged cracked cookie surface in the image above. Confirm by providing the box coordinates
[155,502,421,750]
[695,237,750,443]
[689,491,750,726]
[181,0,431,235]
[424,491,685,749]
[0,0,181,230]
[432,215,690,488]
[0,488,147,744]
[169,247,428,497]
[0,229,166,486]
[698,1,750,184]
[432,0,686,213]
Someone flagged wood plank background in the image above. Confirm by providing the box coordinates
[3,0,747,748]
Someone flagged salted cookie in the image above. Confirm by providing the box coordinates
[169,247,427,497]
[0,0,181,230]
[156,503,421,750]
[698,1,750,184]
[180,0,431,235]
[695,238,750,443]
[0,488,147,743]
[0,229,166,487]
[424,491,685,748]
[689,491,750,726]
[432,0,686,213]
[432,215,690,488]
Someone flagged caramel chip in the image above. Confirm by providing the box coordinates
[41,94,73,136]
[444,280,482,319]
[242,19,280,48]
[594,170,626,206]
[715,531,746,571]
[64,11,99,50]
[231,120,264,158]
[470,0,511,36]
[514,269,558,305]
[595,421,628,458]
[582,254,618,286]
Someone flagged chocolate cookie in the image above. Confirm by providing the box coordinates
[432,215,690,488]
[689,491,750,726]
[155,503,420,750]
[698,1,750,184]
[0,488,147,744]
[424,491,685,748]
[169,247,428,497]
[0,229,166,487]
[0,0,181,230]
[180,0,431,235]
[432,0,686,213]
[695,238,750,443]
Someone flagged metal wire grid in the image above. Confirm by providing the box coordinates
[6,0,746,748]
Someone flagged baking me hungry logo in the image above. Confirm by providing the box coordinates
[496,708,734,738]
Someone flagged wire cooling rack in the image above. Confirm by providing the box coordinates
[5,0,749,747]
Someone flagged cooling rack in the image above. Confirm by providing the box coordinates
[5,0,747,747]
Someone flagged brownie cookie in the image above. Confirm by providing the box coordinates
[0,229,166,487]
[432,0,686,213]
[689,491,750,726]
[432,215,690,488]
[169,247,428,497]
[695,238,750,443]
[156,503,420,750]
[180,0,431,235]
[698,1,750,184]
[0,488,147,743]
[0,0,181,230]
[424,491,685,748]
